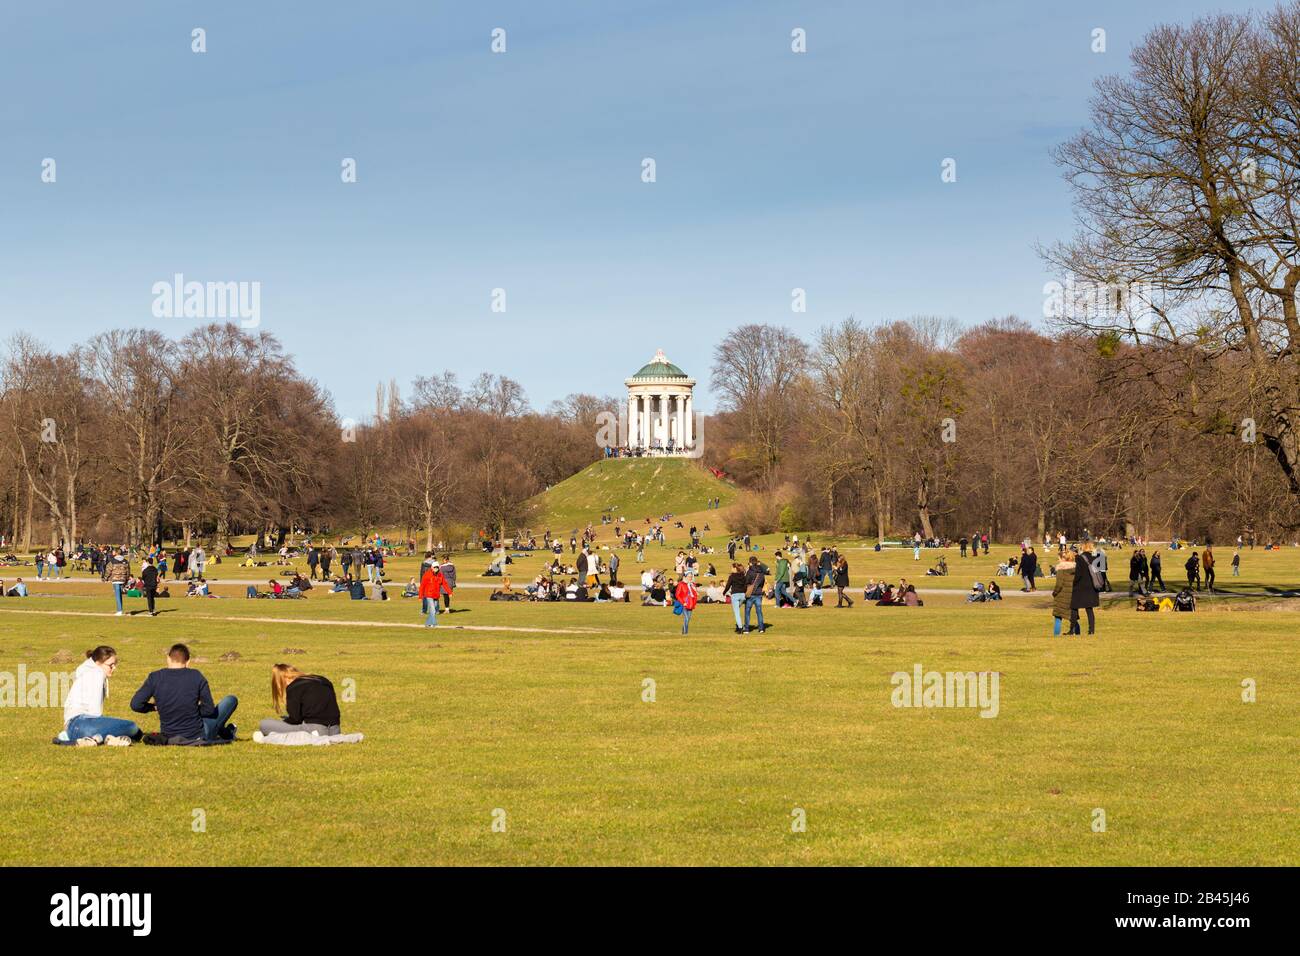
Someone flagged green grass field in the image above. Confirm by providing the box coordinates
[531,457,736,529]
[2,520,1297,866]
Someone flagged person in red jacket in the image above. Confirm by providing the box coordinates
[419,564,450,627]
[674,573,699,635]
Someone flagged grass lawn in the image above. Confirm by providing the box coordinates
[2,533,1297,866]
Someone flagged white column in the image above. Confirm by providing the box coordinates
[675,394,684,449]
[684,393,693,448]
[660,392,669,449]
[642,394,651,448]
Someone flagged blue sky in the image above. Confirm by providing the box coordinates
[0,0,1261,419]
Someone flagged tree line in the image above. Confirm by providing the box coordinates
[0,323,612,551]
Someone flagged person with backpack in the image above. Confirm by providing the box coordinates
[673,573,699,634]
[1093,544,1110,592]
[1070,542,1101,635]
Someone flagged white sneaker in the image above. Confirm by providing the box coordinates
[75,737,99,747]
[252,730,265,743]
[114,611,123,616]
[104,735,132,747]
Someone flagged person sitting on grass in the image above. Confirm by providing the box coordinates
[5,577,27,597]
[130,643,238,743]
[902,584,922,606]
[642,575,668,606]
[967,581,987,603]
[987,580,1002,600]
[253,664,342,741]
[61,645,142,747]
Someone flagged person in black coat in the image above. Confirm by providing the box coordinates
[1070,545,1100,635]
[1020,549,1039,591]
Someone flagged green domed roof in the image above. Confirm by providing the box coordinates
[629,349,690,380]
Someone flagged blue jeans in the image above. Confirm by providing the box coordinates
[731,597,744,630]
[1053,617,1062,636]
[743,595,765,631]
[50,565,61,579]
[36,562,45,579]
[680,608,692,634]
[423,597,438,627]
[202,695,239,741]
[67,714,141,740]
[113,583,124,612]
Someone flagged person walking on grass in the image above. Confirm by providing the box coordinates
[1070,542,1101,635]
[1021,547,1039,592]
[743,556,769,634]
[439,555,457,611]
[140,557,159,616]
[63,646,141,747]
[1051,551,1076,636]
[1202,545,1216,592]
[254,664,342,740]
[773,550,793,608]
[1232,548,1240,577]
[106,548,130,616]
[1150,549,1166,592]
[723,562,747,634]
[130,643,238,743]
[834,556,853,607]
[419,561,450,627]
[1184,550,1201,591]
[674,573,699,634]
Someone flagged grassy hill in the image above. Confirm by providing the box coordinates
[530,458,736,530]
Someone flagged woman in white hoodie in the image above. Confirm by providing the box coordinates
[63,646,141,746]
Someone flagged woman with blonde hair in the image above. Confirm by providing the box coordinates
[1051,549,1076,635]
[254,664,342,740]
